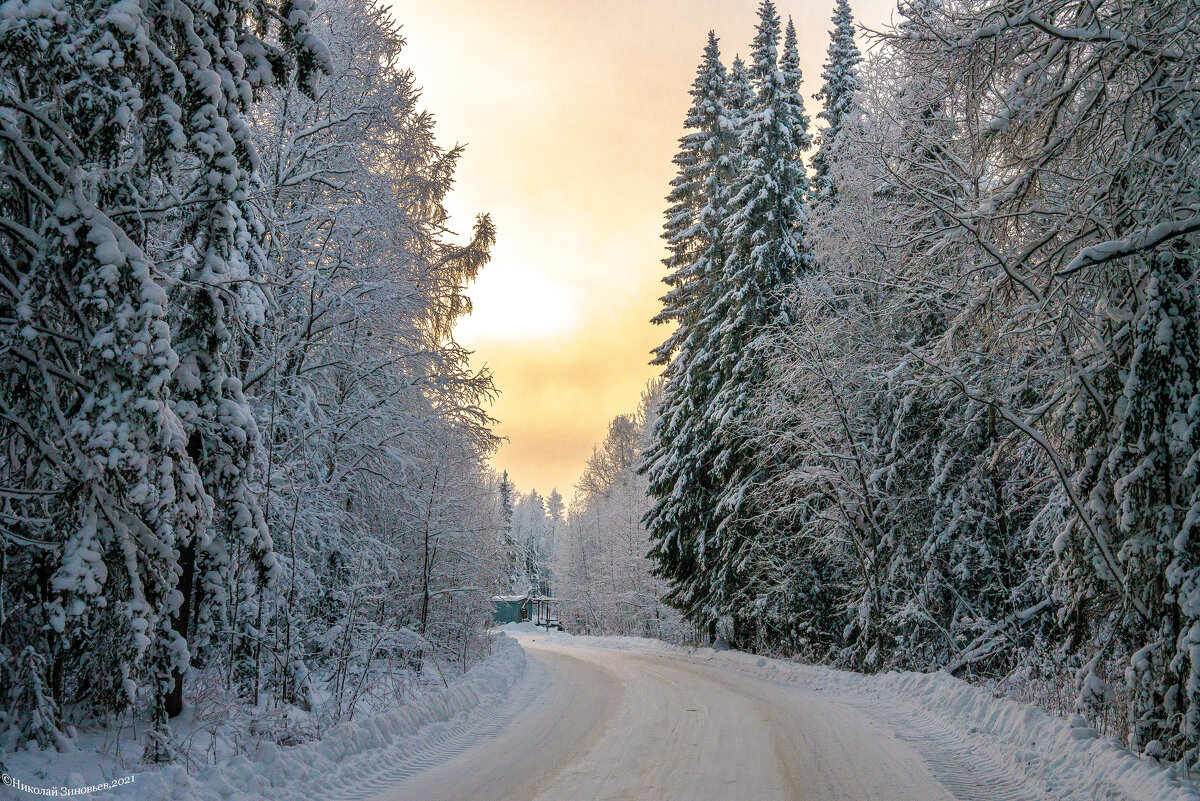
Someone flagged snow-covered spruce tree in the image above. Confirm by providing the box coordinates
[499,470,519,590]
[653,31,730,356]
[702,8,813,648]
[643,33,737,637]
[0,0,324,758]
[726,56,755,134]
[810,0,861,203]
[723,56,755,210]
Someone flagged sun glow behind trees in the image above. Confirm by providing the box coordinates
[387,0,895,494]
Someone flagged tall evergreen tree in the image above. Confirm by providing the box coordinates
[0,0,325,758]
[498,471,520,590]
[643,33,737,635]
[811,0,862,202]
[651,32,731,357]
[725,56,755,188]
[702,8,813,645]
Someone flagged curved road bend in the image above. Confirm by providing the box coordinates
[385,633,960,801]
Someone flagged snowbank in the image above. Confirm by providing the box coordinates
[6,635,526,801]
[521,627,1198,801]
[866,669,1196,801]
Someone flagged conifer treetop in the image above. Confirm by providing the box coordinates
[652,31,731,364]
[812,0,862,201]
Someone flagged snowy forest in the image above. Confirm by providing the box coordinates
[4,0,1200,786]
[491,386,682,642]
[645,0,1200,767]
[0,0,509,768]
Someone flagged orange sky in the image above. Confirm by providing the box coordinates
[388,0,895,498]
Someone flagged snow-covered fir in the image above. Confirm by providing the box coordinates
[645,0,815,646]
[810,0,862,203]
[643,27,739,640]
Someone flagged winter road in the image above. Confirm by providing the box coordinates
[382,633,992,801]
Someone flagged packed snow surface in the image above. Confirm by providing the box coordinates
[391,625,1197,801]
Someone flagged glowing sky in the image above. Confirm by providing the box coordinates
[389,0,895,498]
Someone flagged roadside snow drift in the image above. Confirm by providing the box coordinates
[56,635,526,801]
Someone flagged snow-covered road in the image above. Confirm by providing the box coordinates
[385,632,964,801]
[32,629,1191,801]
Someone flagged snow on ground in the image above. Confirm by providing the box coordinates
[502,624,1199,801]
[8,626,1195,800]
[1,636,528,800]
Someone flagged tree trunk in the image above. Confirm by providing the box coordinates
[165,432,202,718]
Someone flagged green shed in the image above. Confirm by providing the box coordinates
[491,594,530,624]
[492,594,561,628]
